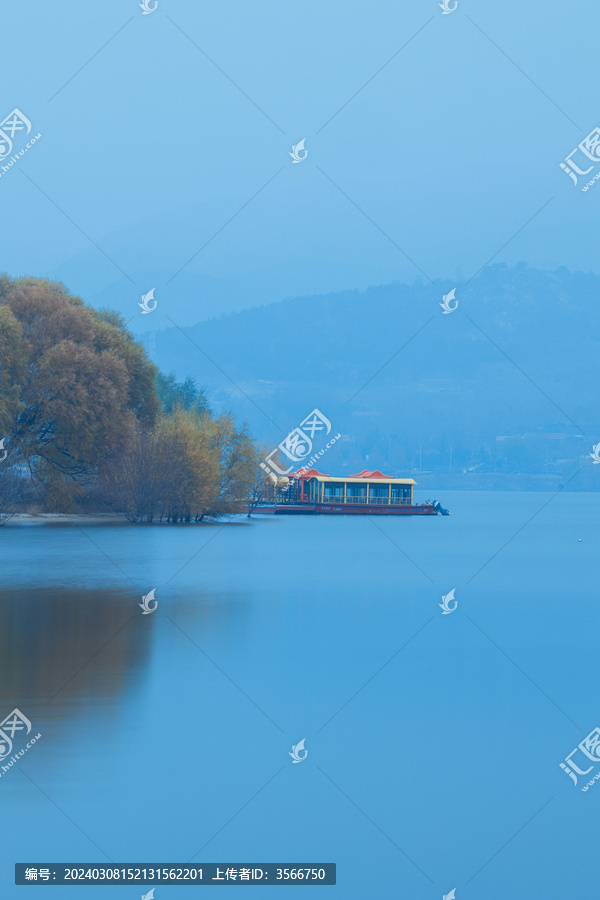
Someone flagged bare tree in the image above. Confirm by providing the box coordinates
[99,420,202,523]
[0,457,32,525]
[246,455,275,517]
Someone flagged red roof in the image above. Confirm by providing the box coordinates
[294,467,330,478]
[293,467,395,480]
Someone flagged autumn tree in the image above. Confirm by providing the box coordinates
[204,414,261,517]
[0,276,159,481]
[99,424,182,522]
[100,410,216,522]
[0,274,260,520]
[0,303,24,432]
[100,410,259,523]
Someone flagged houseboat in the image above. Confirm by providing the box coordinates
[253,468,449,516]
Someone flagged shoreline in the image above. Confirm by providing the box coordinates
[2,485,596,526]
[7,513,129,525]
[4,513,226,526]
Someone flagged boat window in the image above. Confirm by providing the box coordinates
[347,484,366,495]
[369,484,389,498]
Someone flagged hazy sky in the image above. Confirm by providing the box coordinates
[2,0,599,332]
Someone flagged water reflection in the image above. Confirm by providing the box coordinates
[0,587,153,725]
[0,578,253,729]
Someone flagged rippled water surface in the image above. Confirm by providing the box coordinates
[2,492,599,898]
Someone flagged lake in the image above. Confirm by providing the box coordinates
[1,491,599,898]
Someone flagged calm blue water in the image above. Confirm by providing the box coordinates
[1,491,599,899]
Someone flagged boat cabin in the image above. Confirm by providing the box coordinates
[279,468,416,506]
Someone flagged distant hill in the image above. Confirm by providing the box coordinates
[143,264,600,489]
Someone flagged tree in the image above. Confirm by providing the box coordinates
[0,276,159,480]
[245,456,275,516]
[156,371,209,416]
[0,304,24,433]
[93,308,159,424]
[99,424,181,522]
[203,414,261,517]
[155,409,220,521]
[0,451,32,525]
[100,409,259,523]
[100,410,218,522]
[0,274,260,520]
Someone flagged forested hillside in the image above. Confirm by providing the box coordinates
[147,264,600,488]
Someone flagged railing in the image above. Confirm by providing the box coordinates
[340,496,412,505]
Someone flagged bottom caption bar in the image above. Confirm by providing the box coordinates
[16,865,336,886]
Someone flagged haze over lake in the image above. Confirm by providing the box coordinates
[3,0,600,895]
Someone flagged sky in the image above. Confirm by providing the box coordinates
[2,0,599,334]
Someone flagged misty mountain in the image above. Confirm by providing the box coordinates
[143,264,600,488]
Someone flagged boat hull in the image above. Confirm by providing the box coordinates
[251,503,440,516]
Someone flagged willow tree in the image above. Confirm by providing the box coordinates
[0,276,159,481]
[100,410,259,523]
[205,414,261,517]
[0,274,259,519]
[100,409,216,523]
